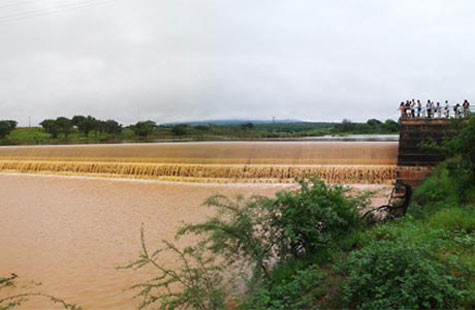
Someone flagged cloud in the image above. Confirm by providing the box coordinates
[1,0,474,126]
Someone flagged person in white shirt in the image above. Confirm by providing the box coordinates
[444,101,450,118]
[436,102,442,118]
[454,104,460,119]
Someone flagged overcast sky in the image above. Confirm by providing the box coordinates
[0,0,474,126]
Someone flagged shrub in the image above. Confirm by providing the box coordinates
[243,263,324,310]
[410,165,459,219]
[343,240,465,310]
[178,179,365,282]
[428,207,475,233]
[268,179,365,258]
[422,116,475,203]
[120,227,226,310]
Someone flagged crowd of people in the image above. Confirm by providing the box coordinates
[399,99,471,119]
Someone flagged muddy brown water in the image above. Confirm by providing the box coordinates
[0,175,391,309]
[0,142,396,309]
[0,175,293,309]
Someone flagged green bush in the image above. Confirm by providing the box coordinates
[178,179,365,282]
[343,240,465,310]
[428,207,475,233]
[243,263,324,310]
[410,165,459,219]
[423,116,475,204]
[413,166,458,205]
[268,179,365,258]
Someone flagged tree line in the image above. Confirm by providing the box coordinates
[39,116,122,139]
[0,117,400,141]
[40,116,163,139]
[336,118,398,133]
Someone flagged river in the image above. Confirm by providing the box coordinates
[0,174,391,309]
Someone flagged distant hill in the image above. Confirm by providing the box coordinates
[161,119,308,126]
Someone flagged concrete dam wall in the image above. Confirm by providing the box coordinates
[397,119,458,187]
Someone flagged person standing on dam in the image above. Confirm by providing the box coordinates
[436,102,442,118]
[405,101,412,118]
[417,100,422,118]
[411,99,416,118]
[399,99,469,119]
[463,100,471,118]
[445,101,450,118]
[400,102,405,118]
[426,100,432,119]
[454,103,461,119]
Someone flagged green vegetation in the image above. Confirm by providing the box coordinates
[125,117,474,309]
[0,117,398,145]
[0,121,17,139]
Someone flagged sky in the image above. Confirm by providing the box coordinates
[0,0,475,126]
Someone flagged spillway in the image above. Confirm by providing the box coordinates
[0,141,398,184]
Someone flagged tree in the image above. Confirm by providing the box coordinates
[241,122,254,130]
[103,120,122,134]
[0,120,17,138]
[339,119,355,132]
[40,119,60,139]
[131,121,156,137]
[171,125,188,136]
[382,119,398,132]
[71,115,86,127]
[73,115,97,137]
[55,117,73,139]
[366,119,382,131]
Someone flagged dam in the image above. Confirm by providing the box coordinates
[0,141,398,184]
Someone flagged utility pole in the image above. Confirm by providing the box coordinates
[28,115,31,128]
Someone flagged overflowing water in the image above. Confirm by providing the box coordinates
[0,160,395,184]
[0,142,398,184]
